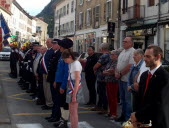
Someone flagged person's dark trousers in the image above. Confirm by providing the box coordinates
[30,75,37,93]
[97,81,108,110]
[85,75,96,105]
[132,91,139,112]
[37,74,45,104]
[11,62,17,77]
[50,82,61,120]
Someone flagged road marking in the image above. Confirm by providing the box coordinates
[13,113,51,116]
[1,78,15,81]
[68,121,95,128]
[9,92,27,97]
[0,70,9,73]
[8,96,33,102]
[79,107,93,110]
[16,123,43,128]
[13,111,99,116]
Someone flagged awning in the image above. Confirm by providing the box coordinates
[126,23,157,31]
[158,19,169,25]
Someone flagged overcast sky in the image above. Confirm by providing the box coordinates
[16,0,51,16]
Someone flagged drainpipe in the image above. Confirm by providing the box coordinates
[117,0,121,48]
[157,0,161,46]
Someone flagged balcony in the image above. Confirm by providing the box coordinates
[121,5,145,23]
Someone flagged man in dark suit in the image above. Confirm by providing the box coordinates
[130,45,169,128]
[45,39,61,122]
[40,38,55,110]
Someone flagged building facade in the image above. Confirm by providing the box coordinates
[35,17,48,46]
[120,0,169,62]
[54,0,76,49]
[75,0,118,53]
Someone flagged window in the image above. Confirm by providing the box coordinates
[86,9,91,26]
[161,0,168,3]
[67,4,69,14]
[149,0,155,6]
[63,6,66,16]
[122,0,128,14]
[71,21,74,31]
[71,1,74,13]
[95,5,100,27]
[79,12,83,29]
[60,8,63,17]
[106,1,112,20]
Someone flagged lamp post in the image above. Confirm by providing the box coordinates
[59,14,60,37]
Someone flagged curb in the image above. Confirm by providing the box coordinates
[0,75,11,124]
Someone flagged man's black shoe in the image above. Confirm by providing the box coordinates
[26,90,33,93]
[115,115,126,122]
[36,100,45,105]
[48,118,59,122]
[41,105,52,110]
[56,120,68,128]
[45,116,52,120]
[85,102,91,105]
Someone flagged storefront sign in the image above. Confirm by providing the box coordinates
[126,28,154,36]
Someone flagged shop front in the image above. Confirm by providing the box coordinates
[85,32,96,51]
[75,34,84,54]
[126,25,156,50]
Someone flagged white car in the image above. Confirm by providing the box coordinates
[0,47,11,60]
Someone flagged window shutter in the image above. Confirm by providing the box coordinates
[90,9,92,26]
[93,7,95,28]
[82,12,84,28]
[104,2,106,21]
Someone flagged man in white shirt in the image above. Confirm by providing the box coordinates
[115,37,135,122]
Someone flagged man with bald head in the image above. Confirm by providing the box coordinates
[39,38,55,110]
[115,37,135,122]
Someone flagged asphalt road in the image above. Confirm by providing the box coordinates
[0,61,122,128]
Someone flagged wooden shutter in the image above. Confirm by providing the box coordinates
[104,2,106,21]
[93,7,95,28]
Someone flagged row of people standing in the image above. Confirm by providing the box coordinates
[16,38,83,128]
[83,36,169,128]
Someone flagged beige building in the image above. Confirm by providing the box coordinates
[75,0,118,53]
[0,0,12,24]
[35,17,48,46]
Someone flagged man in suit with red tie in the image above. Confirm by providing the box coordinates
[130,45,169,128]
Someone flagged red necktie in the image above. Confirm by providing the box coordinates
[144,72,152,96]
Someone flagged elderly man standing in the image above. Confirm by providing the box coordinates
[39,38,55,110]
[115,37,135,122]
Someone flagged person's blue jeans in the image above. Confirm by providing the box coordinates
[119,80,132,120]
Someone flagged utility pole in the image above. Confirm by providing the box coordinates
[59,14,60,37]
[157,0,161,46]
[117,0,121,48]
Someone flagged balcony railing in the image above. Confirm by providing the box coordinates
[121,5,145,21]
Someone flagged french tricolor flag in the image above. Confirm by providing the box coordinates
[0,13,10,50]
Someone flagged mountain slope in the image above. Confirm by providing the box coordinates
[36,0,60,38]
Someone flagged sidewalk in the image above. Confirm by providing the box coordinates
[0,75,11,125]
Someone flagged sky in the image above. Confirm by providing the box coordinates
[16,0,51,16]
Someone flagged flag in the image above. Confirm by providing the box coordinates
[0,13,10,50]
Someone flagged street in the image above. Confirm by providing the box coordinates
[0,61,122,128]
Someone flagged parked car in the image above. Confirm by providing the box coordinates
[78,52,103,71]
[0,47,11,60]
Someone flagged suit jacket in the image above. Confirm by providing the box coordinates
[33,53,42,76]
[41,48,54,74]
[135,66,169,128]
[47,50,61,83]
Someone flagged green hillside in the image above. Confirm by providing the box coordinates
[36,0,60,38]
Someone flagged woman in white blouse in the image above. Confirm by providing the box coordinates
[62,49,82,128]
